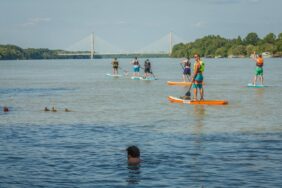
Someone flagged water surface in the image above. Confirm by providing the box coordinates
[0,58,281,187]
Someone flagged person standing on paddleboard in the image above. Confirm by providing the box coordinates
[144,59,151,78]
[181,57,191,82]
[251,51,264,86]
[131,57,140,77]
[192,54,204,101]
[112,57,119,75]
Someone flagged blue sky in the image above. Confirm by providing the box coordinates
[0,0,282,52]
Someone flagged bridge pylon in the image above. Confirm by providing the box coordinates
[91,32,94,59]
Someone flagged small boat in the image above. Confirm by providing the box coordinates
[262,52,272,58]
[168,96,228,105]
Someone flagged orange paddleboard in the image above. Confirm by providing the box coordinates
[167,96,228,105]
[167,81,205,86]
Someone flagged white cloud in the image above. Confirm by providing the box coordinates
[20,17,51,27]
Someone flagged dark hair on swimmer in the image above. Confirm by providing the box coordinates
[3,106,9,112]
[127,145,140,158]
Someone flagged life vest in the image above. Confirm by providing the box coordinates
[194,61,205,73]
[113,60,118,66]
[256,57,263,67]
[200,61,205,72]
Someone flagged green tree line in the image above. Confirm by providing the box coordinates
[171,32,282,58]
[0,45,93,60]
[0,45,60,60]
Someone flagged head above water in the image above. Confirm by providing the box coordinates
[3,106,9,112]
[127,145,141,165]
[127,145,140,158]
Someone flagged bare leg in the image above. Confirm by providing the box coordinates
[261,75,264,85]
[182,75,186,82]
[193,88,198,101]
[253,76,257,85]
[200,87,204,100]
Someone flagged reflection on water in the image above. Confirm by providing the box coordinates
[193,105,205,120]
[192,105,205,135]
[127,165,141,185]
[255,87,265,99]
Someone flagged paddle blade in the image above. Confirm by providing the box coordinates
[185,90,191,97]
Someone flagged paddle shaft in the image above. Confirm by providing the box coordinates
[118,66,128,74]
[185,80,193,97]
[150,71,156,79]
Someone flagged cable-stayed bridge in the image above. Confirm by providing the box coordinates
[58,32,184,58]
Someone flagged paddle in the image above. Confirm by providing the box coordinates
[119,66,129,76]
[150,71,157,80]
[182,79,194,99]
[180,62,185,70]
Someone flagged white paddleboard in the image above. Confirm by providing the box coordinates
[131,76,143,80]
[140,77,157,81]
[247,83,265,88]
[106,73,122,77]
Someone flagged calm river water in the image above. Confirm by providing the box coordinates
[0,58,281,187]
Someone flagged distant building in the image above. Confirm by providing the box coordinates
[262,52,272,58]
